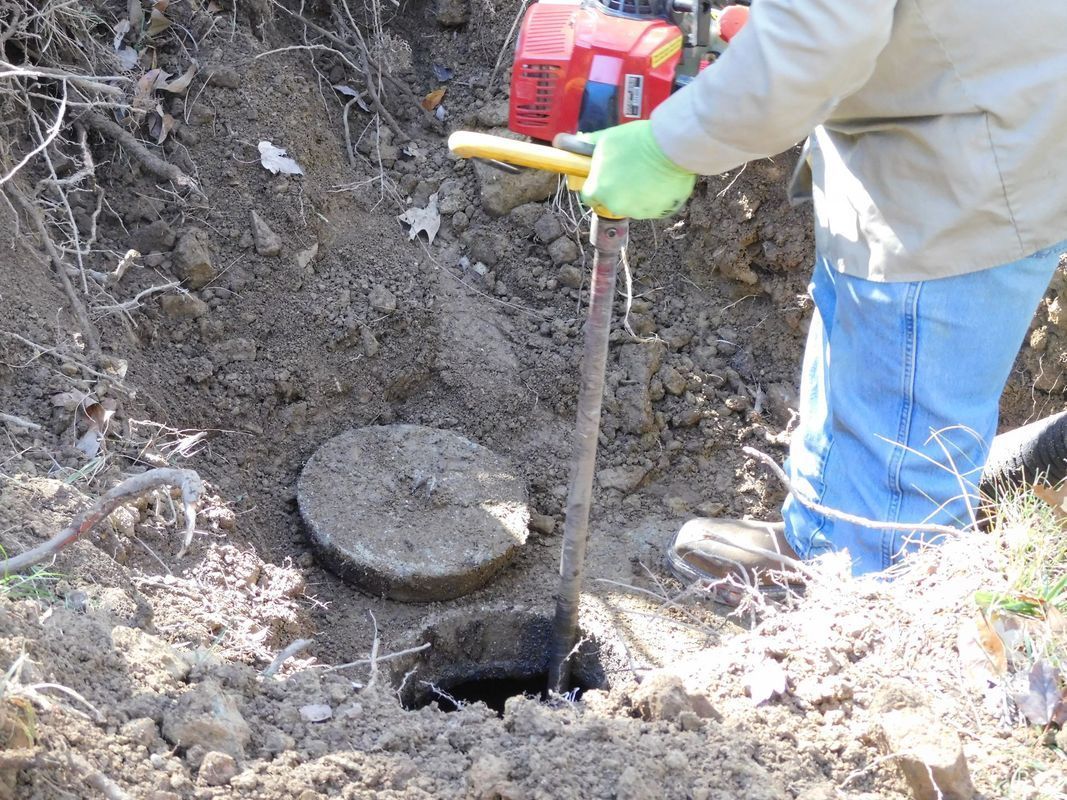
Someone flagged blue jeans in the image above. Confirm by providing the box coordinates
[782,243,1065,575]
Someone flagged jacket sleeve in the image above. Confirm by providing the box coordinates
[650,0,897,175]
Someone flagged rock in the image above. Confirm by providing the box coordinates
[199,751,238,786]
[534,213,564,244]
[558,265,584,289]
[111,626,189,688]
[147,793,181,800]
[160,293,209,319]
[615,766,654,800]
[510,202,544,228]
[528,512,555,535]
[211,338,257,364]
[468,234,503,267]
[613,341,665,434]
[659,366,687,396]
[437,179,466,215]
[299,703,332,722]
[616,383,655,434]
[765,381,798,421]
[597,465,649,493]
[121,717,160,748]
[435,0,469,26]
[475,100,510,128]
[250,211,282,256]
[547,236,580,266]
[873,684,975,800]
[474,155,559,216]
[618,341,665,385]
[173,228,215,289]
[205,66,241,88]
[162,681,251,762]
[630,670,719,723]
[369,285,397,313]
[130,220,175,254]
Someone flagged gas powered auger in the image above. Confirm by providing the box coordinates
[448,1,749,694]
[509,0,748,142]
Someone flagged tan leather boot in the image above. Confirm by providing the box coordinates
[666,518,803,597]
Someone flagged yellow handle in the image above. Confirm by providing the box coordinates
[448,131,591,178]
[448,130,624,219]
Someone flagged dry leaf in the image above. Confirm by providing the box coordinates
[333,84,371,112]
[258,141,305,175]
[127,0,144,32]
[75,429,102,458]
[160,61,198,94]
[1012,659,1064,726]
[116,46,140,70]
[958,614,1008,688]
[147,6,171,37]
[133,68,168,112]
[398,193,441,244]
[421,87,446,111]
[152,111,176,144]
[207,1,222,12]
[743,659,788,706]
[113,19,131,50]
[1033,482,1067,523]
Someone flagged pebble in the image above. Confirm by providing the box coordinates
[198,751,239,786]
[558,265,583,289]
[534,213,564,244]
[369,285,397,313]
[548,236,580,266]
[873,684,975,800]
[250,211,282,257]
[161,293,209,319]
[173,228,215,289]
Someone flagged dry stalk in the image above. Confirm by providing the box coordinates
[261,638,313,678]
[0,467,203,574]
[743,445,965,538]
[3,185,100,354]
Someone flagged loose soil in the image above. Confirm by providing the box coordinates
[0,1,1065,799]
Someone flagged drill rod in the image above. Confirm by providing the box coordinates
[548,214,630,694]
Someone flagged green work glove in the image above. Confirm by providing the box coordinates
[579,121,697,219]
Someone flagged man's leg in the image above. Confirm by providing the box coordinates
[783,245,1064,574]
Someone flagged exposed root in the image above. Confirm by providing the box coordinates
[0,467,204,574]
[83,112,203,198]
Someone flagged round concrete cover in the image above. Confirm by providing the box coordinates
[298,425,530,602]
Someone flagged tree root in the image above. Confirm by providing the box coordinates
[0,467,204,574]
[84,112,204,199]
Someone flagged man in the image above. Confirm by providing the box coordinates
[579,0,1067,588]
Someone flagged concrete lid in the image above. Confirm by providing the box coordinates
[298,425,530,602]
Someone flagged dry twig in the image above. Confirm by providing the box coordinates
[0,467,203,574]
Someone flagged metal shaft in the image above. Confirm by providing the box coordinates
[548,215,629,694]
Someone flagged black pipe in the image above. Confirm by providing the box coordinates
[981,410,1067,494]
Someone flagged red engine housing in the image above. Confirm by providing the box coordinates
[509,0,684,141]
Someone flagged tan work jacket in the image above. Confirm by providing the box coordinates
[651,0,1067,282]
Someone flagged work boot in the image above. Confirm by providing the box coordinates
[666,518,803,601]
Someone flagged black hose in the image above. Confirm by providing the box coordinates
[981,410,1067,495]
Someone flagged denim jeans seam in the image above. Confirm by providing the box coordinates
[800,433,836,559]
[883,281,922,568]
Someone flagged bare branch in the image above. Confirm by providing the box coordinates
[0,467,203,574]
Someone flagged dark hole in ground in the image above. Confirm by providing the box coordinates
[386,608,610,713]
[415,672,594,715]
